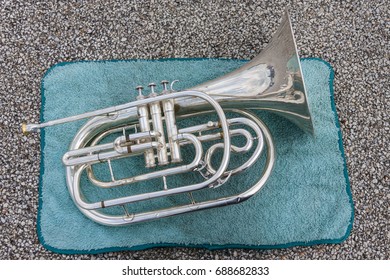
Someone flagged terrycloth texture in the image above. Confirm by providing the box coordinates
[37,58,353,253]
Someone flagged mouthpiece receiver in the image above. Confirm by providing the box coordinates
[22,122,29,135]
[21,122,41,134]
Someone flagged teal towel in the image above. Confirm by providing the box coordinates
[37,58,353,253]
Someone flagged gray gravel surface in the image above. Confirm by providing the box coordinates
[0,0,389,260]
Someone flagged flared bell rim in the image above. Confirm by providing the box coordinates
[190,10,315,135]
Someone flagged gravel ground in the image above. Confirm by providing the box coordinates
[0,0,388,260]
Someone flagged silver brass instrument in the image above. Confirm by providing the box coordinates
[23,11,313,226]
